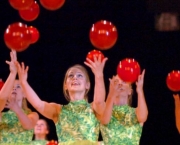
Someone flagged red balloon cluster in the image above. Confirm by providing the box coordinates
[9,0,34,10]
[166,70,180,92]
[0,79,4,90]
[117,58,141,83]
[89,20,118,50]
[4,22,40,52]
[86,49,105,63]
[28,26,40,44]
[19,1,40,21]
[40,0,65,10]
[46,140,58,145]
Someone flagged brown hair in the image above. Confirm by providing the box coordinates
[63,64,90,101]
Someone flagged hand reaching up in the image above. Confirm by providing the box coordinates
[5,50,17,74]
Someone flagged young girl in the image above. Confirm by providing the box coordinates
[100,70,148,145]
[32,119,50,145]
[0,50,39,145]
[173,94,180,133]
[17,55,107,145]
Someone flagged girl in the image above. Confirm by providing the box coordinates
[17,55,107,145]
[100,70,148,145]
[0,50,39,145]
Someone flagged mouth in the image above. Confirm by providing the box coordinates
[71,82,80,86]
[12,92,17,95]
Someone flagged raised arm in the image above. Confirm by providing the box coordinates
[0,50,17,111]
[84,55,108,117]
[17,62,61,123]
[5,96,39,130]
[135,70,148,125]
[173,94,180,133]
[100,76,120,124]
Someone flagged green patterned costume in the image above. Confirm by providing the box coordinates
[31,140,47,145]
[55,100,99,145]
[100,105,142,145]
[0,110,33,145]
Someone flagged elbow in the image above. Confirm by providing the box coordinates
[137,113,148,123]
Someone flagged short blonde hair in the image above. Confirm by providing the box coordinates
[63,64,90,101]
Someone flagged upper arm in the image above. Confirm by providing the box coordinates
[135,108,145,126]
[43,102,62,123]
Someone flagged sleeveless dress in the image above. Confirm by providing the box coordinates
[55,100,99,145]
[100,105,142,145]
[0,110,33,145]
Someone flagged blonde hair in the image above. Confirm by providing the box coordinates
[22,98,31,113]
[63,64,90,101]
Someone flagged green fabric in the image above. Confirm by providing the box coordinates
[0,110,33,145]
[55,99,99,144]
[100,105,142,145]
[31,140,47,145]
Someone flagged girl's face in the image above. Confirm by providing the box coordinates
[34,119,49,136]
[114,75,132,97]
[11,80,24,101]
[65,67,90,93]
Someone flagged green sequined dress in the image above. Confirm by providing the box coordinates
[31,140,47,145]
[100,105,142,145]
[55,100,99,145]
[0,110,33,145]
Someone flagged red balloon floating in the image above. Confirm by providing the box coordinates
[4,22,31,52]
[40,0,65,11]
[19,1,40,21]
[117,58,141,83]
[166,70,180,92]
[89,20,118,50]
[0,79,4,90]
[86,50,105,63]
[9,0,34,10]
[28,26,40,44]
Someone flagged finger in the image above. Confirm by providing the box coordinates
[5,61,10,65]
[93,54,98,62]
[25,66,29,72]
[12,50,17,61]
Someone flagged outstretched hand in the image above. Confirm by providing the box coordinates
[16,62,29,84]
[84,54,108,77]
[5,50,17,74]
[136,69,145,93]
[108,76,121,99]
[5,95,20,112]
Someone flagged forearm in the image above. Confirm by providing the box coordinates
[21,81,44,112]
[0,72,16,100]
[0,72,16,111]
[136,91,148,123]
[175,101,180,133]
[101,94,114,125]
[94,75,106,104]
[13,107,35,130]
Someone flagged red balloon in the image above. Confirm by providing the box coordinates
[28,26,40,44]
[40,0,65,10]
[19,1,40,21]
[86,50,105,62]
[89,20,118,50]
[4,22,31,52]
[117,58,141,83]
[166,70,180,92]
[9,0,34,10]
[0,79,4,90]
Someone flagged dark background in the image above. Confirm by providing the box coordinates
[0,0,180,144]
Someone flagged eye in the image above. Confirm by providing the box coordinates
[77,74,83,78]
[68,74,74,78]
[16,85,21,88]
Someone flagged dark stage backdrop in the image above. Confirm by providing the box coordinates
[0,0,180,144]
